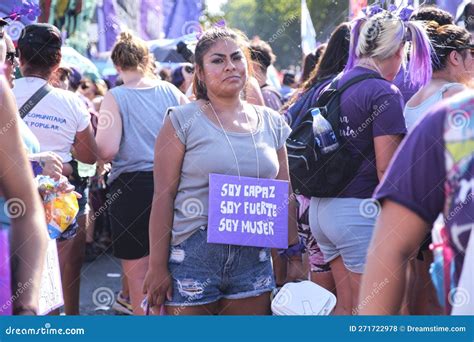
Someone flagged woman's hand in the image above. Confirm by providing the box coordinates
[142,266,173,314]
[32,152,63,180]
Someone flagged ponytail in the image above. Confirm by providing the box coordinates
[345,17,366,72]
[405,21,433,87]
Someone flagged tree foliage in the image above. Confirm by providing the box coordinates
[222,0,349,69]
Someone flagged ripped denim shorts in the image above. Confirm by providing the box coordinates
[166,226,275,307]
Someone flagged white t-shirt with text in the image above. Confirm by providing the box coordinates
[13,77,90,162]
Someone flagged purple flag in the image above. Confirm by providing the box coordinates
[163,0,203,38]
[0,0,39,42]
[208,174,289,249]
[436,0,464,17]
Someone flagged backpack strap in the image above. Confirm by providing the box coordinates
[19,83,53,119]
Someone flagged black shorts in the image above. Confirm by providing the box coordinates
[108,172,153,260]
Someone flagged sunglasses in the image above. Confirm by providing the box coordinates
[80,82,90,90]
[6,51,17,65]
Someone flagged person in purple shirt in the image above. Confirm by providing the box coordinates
[360,91,473,315]
[308,9,433,315]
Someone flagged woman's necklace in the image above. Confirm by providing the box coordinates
[208,101,260,180]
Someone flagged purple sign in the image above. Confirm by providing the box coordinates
[208,174,289,249]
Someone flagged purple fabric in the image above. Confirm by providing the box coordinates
[99,0,122,52]
[337,66,406,198]
[437,0,464,16]
[393,66,420,104]
[261,86,283,111]
[406,22,433,87]
[374,93,474,298]
[139,0,163,41]
[284,78,332,129]
[163,0,203,38]
[0,224,12,315]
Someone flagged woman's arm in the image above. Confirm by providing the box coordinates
[374,135,403,181]
[72,124,97,164]
[0,76,48,315]
[143,116,185,311]
[358,199,429,315]
[95,92,122,162]
[275,146,299,246]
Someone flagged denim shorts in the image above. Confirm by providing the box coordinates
[309,197,377,274]
[166,226,275,306]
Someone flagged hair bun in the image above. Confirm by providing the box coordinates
[119,31,134,42]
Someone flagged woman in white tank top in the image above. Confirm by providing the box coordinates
[404,22,473,131]
[402,22,473,316]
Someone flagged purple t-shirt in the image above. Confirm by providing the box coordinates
[261,85,283,111]
[374,91,474,310]
[393,66,420,104]
[338,66,407,198]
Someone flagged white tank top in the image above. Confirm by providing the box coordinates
[404,83,463,131]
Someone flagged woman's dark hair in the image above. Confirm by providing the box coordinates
[283,22,350,110]
[19,46,61,78]
[250,40,275,71]
[410,5,454,26]
[426,22,471,72]
[193,26,252,100]
[300,44,326,83]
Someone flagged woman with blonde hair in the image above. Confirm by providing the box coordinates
[308,8,433,315]
[96,31,187,314]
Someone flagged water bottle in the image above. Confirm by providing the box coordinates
[311,108,339,154]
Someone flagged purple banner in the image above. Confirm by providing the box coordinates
[208,174,289,249]
[163,0,203,38]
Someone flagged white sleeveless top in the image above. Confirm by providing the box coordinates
[404,83,463,131]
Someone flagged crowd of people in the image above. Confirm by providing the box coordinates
[0,3,473,316]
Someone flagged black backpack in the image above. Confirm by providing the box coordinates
[286,73,384,197]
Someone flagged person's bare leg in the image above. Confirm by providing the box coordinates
[165,302,219,316]
[122,256,149,315]
[310,271,336,295]
[329,256,352,315]
[121,274,130,298]
[57,215,87,315]
[218,292,271,315]
[349,271,362,314]
[413,252,442,315]
[85,209,94,244]
[271,249,286,286]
